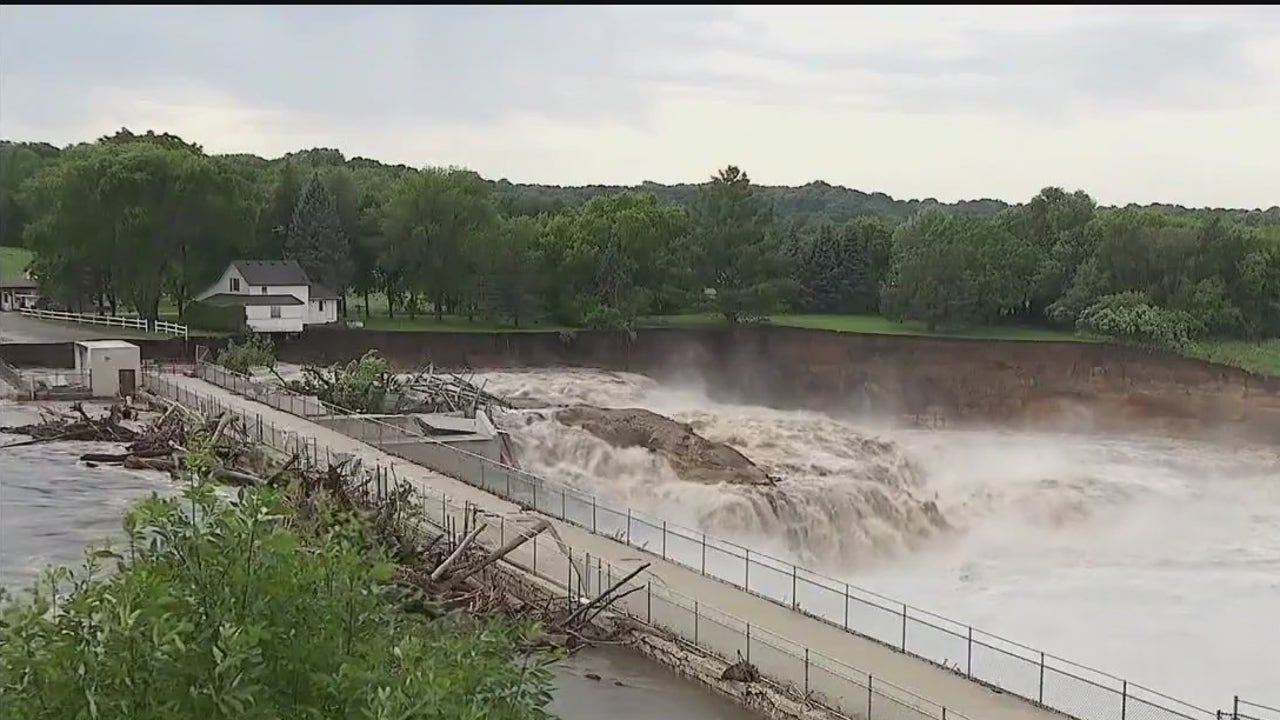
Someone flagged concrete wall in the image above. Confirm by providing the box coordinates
[246,303,305,333]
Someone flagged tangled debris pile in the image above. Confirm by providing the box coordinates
[279,350,407,414]
[278,353,511,418]
[403,364,511,417]
[0,402,139,447]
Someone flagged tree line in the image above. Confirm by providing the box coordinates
[1,130,1277,349]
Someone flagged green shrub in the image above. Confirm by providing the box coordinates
[182,300,247,332]
[217,334,276,374]
[0,476,554,720]
[1077,291,1201,350]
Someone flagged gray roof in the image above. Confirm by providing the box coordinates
[202,293,304,307]
[0,277,38,290]
[231,260,311,286]
[309,282,340,300]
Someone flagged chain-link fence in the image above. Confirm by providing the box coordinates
[173,361,1244,720]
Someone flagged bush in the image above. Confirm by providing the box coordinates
[1077,291,1201,350]
[217,334,276,374]
[181,300,247,333]
[0,476,554,720]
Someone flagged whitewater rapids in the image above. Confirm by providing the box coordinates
[476,367,1280,709]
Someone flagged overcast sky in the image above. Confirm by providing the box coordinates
[2,5,1277,207]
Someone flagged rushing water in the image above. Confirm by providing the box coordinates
[0,400,753,720]
[476,368,1280,711]
[0,402,174,590]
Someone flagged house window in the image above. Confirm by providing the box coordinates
[270,305,281,319]
[230,277,240,292]
[318,300,325,312]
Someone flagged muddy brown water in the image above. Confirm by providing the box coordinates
[551,645,754,720]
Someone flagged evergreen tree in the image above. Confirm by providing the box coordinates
[287,174,350,291]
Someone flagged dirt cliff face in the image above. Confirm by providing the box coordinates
[266,326,1279,444]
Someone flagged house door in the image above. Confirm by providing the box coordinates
[118,369,137,397]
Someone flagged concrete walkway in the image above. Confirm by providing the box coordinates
[160,372,1059,720]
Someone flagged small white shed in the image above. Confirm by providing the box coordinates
[73,340,142,398]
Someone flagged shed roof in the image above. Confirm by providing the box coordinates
[0,277,38,290]
[231,260,311,286]
[203,293,305,307]
[74,340,140,351]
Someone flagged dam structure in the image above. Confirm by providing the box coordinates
[141,357,1238,720]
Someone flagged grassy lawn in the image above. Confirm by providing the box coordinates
[1,246,34,284]
[1184,338,1280,378]
[769,314,1089,342]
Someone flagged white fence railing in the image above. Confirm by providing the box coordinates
[17,308,187,339]
[187,360,1249,720]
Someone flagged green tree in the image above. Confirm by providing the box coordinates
[383,167,496,321]
[255,161,302,258]
[475,216,542,326]
[795,216,894,314]
[287,174,350,293]
[689,166,787,322]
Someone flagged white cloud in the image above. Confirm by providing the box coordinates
[1,5,1276,208]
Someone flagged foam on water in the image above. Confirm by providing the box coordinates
[477,368,1280,709]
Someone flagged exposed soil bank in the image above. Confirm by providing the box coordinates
[5,326,1278,442]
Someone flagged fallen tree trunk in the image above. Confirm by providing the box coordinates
[559,562,651,630]
[436,519,549,593]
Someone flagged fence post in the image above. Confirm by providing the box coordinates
[626,509,631,544]
[746,623,751,662]
[533,483,538,512]
[792,564,798,609]
[506,471,511,497]
[1121,680,1128,719]
[662,521,667,559]
[804,648,810,696]
[901,604,908,650]
[532,533,538,573]
[701,533,707,575]
[866,674,873,717]
[1038,652,1045,702]
[745,548,750,591]
[646,582,651,623]
[561,488,567,519]
[592,495,597,532]
[967,627,972,676]
[694,600,699,643]
[1234,696,1240,720]
[844,583,849,630]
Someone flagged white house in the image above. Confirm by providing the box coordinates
[194,260,340,333]
[0,276,40,312]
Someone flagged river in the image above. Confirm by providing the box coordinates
[475,367,1280,712]
[0,400,754,720]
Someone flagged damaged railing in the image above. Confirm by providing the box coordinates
[181,360,1247,720]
